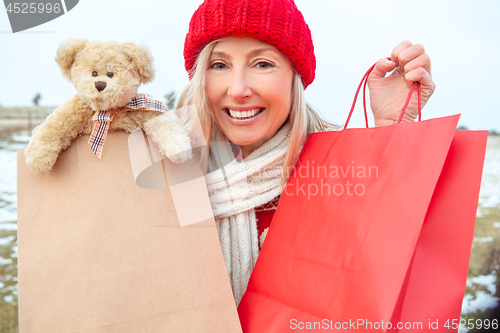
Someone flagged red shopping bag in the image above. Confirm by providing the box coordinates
[238,67,488,332]
[389,130,487,331]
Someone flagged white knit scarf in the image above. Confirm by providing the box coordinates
[205,121,292,306]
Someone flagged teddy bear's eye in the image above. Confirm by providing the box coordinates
[107,72,114,78]
[92,71,98,77]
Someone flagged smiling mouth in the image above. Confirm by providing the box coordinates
[225,108,264,119]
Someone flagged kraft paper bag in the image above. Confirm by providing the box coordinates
[238,115,485,332]
[17,132,242,332]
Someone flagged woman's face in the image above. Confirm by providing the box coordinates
[205,37,294,157]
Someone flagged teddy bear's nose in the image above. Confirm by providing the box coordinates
[95,81,107,92]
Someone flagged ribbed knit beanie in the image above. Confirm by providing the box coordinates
[184,0,316,89]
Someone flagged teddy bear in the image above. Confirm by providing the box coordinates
[25,38,192,173]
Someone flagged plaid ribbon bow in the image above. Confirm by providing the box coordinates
[88,94,167,158]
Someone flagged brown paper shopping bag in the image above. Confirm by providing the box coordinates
[17,132,242,332]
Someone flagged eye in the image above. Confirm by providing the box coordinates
[107,72,113,78]
[255,61,274,69]
[92,71,98,77]
[209,62,227,70]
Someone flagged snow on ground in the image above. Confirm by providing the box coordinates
[0,133,28,230]
[462,273,500,314]
[477,136,500,216]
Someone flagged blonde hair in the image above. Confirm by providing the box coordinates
[175,39,338,189]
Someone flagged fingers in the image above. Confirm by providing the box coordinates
[391,40,413,68]
[391,41,433,88]
[405,67,435,93]
[369,57,397,79]
[391,41,430,72]
[403,53,431,76]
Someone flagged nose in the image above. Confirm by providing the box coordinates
[95,81,107,92]
[227,70,252,101]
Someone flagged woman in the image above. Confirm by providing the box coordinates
[176,0,435,305]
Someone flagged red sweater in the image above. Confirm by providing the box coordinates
[255,195,280,250]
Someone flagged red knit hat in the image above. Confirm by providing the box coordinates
[184,0,316,89]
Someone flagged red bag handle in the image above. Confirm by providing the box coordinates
[344,58,422,129]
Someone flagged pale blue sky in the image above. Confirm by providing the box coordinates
[1,0,499,130]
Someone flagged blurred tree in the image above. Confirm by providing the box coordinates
[456,125,469,131]
[489,129,499,136]
[165,91,176,110]
[33,93,41,106]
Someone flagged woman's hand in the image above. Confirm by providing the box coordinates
[368,41,435,127]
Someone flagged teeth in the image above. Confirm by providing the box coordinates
[227,108,262,119]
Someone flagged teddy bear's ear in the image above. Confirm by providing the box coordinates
[120,42,155,84]
[55,38,89,81]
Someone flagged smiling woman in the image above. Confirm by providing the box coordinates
[174,0,434,306]
[206,38,295,157]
